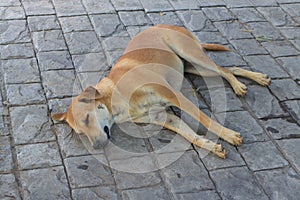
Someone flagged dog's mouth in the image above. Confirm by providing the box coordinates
[92,126,111,149]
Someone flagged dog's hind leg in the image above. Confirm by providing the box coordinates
[134,113,227,158]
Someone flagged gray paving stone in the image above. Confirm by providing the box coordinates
[0,0,20,6]
[121,185,171,200]
[262,40,299,58]
[52,0,86,17]
[2,58,40,84]
[255,167,300,200]
[41,70,81,98]
[119,11,150,26]
[72,186,118,200]
[148,12,183,26]
[257,7,295,27]
[28,15,60,32]
[262,118,300,140]
[223,0,254,8]
[37,51,73,71]
[77,71,108,89]
[291,39,300,51]
[247,22,283,41]
[269,79,300,101]
[160,151,214,193]
[245,85,286,118]
[197,0,225,7]
[168,0,199,10]
[177,10,216,31]
[206,50,246,67]
[6,83,46,106]
[23,0,55,15]
[238,141,288,171]
[90,14,121,37]
[106,49,124,66]
[64,31,102,54]
[32,30,67,52]
[216,111,268,143]
[111,0,143,11]
[126,26,151,39]
[277,139,300,171]
[175,191,221,200]
[1,43,34,59]
[282,100,300,125]
[82,0,115,14]
[72,52,108,72]
[277,0,300,2]
[65,155,114,188]
[16,142,62,170]
[279,27,300,40]
[214,20,253,40]
[277,56,300,80]
[244,55,289,78]
[48,97,72,116]
[139,0,173,12]
[281,3,300,20]
[202,7,235,22]
[102,36,130,51]
[195,31,228,44]
[231,8,265,23]
[210,167,268,200]
[0,6,25,20]
[230,39,268,56]
[0,136,13,173]
[10,105,55,145]
[250,0,278,6]
[113,170,161,190]
[59,16,93,33]
[20,166,71,200]
[0,174,20,200]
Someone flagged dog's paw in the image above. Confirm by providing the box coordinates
[253,73,271,86]
[233,81,247,96]
[212,144,227,159]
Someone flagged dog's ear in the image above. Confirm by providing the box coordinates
[78,86,103,103]
[51,112,67,122]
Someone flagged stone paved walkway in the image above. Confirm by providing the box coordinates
[1,0,300,199]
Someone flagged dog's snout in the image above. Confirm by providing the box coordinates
[92,138,109,149]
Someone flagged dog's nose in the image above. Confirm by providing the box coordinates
[93,138,109,149]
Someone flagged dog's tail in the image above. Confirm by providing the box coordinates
[201,43,230,51]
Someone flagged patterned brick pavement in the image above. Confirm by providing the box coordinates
[1,0,300,199]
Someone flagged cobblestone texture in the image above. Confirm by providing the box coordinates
[1,0,300,200]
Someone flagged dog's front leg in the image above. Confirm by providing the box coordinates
[133,113,227,159]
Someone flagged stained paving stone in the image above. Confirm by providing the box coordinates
[90,14,121,37]
[111,0,143,11]
[277,56,300,80]
[20,166,71,200]
[82,0,115,14]
[52,0,86,17]
[72,52,108,72]
[216,111,268,143]
[195,31,228,44]
[262,40,299,58]
[41,70,81,99]
[245,85,285,118]
[210,167,268,200]
[160,151,215,193]
[28,15,60,32]
[175,191,221,200]
[168,0,199,10]
[2,58,40,84]
[0,20,31,44]
[37,51,73,71]
[121,184,170,200]
[65,155,114,188]
[244,55,289,78]
[16,142,62,170]
[6,83,46,106]
[0,6,25,20]
[282,100,300,124]
[0,174,20,200]
[139,0,173,12]
[119,11,150,26]
[238,141,288,171]
[231,8,265,23]
[0,136,13,173]
[177,10,216,32]
[269,79,300,101]
[247,22,283,41]
[255,167,300,200]
[257,7,295,27]
[23,0,55,15]
[10,105,55,145]
[214,20,253,40]
[277,139,300,171]
[262,118,300,140]
[32,30,67,52]
[148,12,183,26]
[230,39,268,56]
[64,31,102,54]
[59,15,93,33]
[202,7,235,22]
[72,186,118,200]
[0,43,34,59]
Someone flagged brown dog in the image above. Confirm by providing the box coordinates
[52,25,270,158]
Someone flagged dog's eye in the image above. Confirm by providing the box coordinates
[97,105,104,109]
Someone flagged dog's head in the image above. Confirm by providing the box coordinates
[52,86,113,149]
